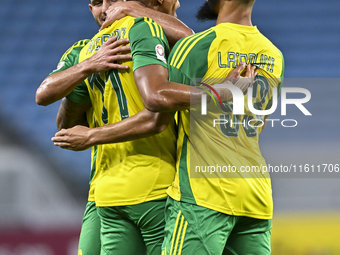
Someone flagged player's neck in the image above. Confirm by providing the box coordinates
[216,2,253,26]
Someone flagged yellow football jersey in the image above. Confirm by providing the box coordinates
[167,23,284,219]
[71,16,176,206]
[86,107,99,202]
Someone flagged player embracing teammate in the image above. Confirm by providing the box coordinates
[37,0,284,254]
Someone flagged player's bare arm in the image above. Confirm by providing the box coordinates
[101,1,194,45]
[52,62,256,150]
[52,109,173,151]
[56,98,92,130]
[36,36,131,106]
[133,62,256,112]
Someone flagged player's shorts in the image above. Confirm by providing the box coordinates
[97,197,167,255]
[78,201,101,255]
[161,197,272,255]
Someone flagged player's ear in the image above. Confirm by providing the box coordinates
[152,0,163,6]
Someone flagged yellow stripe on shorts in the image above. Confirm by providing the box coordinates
[169,211,182,255]
[178,221,188,255]
[173,215,185,255]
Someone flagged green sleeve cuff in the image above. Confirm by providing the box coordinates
[66,81,91,104]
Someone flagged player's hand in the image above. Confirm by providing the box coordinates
[52,126,94,151]
[100,1,143,31]
[226,62,257,94]
[225,62,247,80]
[83,36,131,72]
[209,62,257,101]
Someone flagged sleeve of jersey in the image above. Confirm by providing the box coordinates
[129,17,170,72]
[49,40,91,105]
[49,40,89,75]
[168,65,191,85]
[167,30,215,86]
[66,82,91,105]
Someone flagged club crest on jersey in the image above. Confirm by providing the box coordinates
[155,44,167,64]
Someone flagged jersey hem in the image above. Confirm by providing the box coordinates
[133,61,167,72]
[66,91,91,105]
[169,193,272,220]
[95,194,168,207]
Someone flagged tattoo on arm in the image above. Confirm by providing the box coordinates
[57,98,92,130]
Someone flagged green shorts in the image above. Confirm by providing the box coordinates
[78,201,101,255]
[97,198,167,255]
[162,197,272,255]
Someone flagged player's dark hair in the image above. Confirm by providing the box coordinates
[237,0,256,4]
[196,0,220,21]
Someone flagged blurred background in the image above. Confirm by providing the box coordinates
[0,0,339,254]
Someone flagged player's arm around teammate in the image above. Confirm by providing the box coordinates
[52,107,173,151]
[133,61,256,112]
[51,62,254,151]
[101,0,194,46]
[36,36,131,107]
[51,2,256,151]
